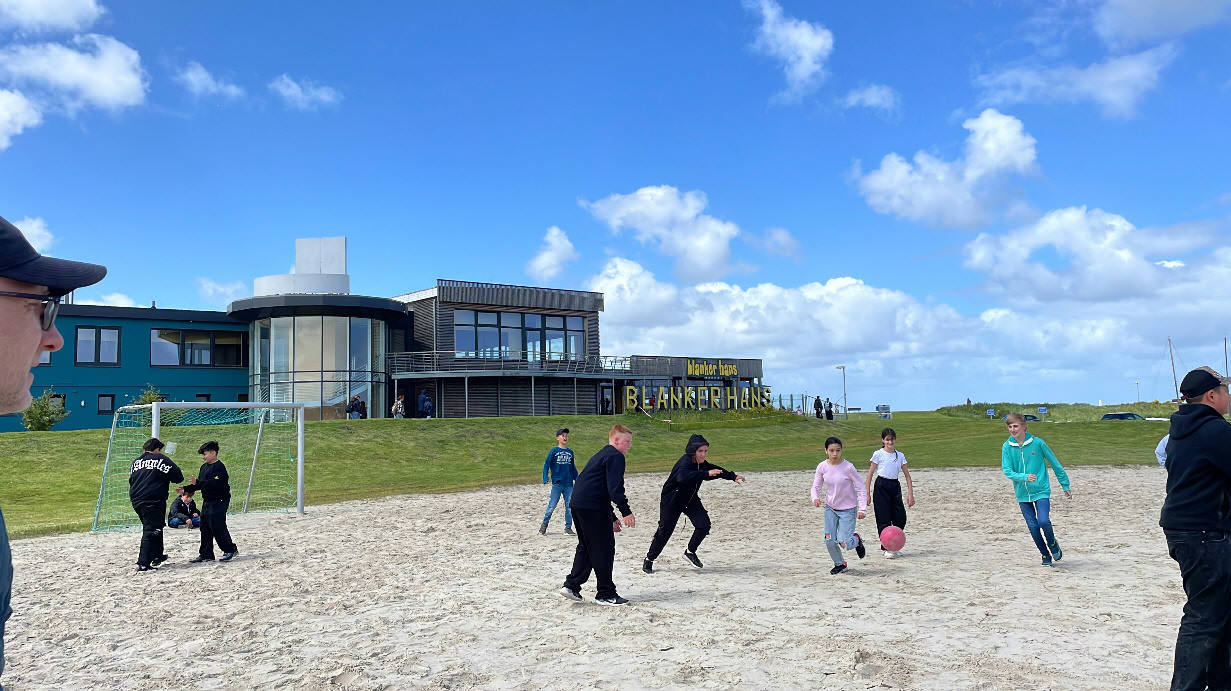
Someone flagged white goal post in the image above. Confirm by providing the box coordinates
[92,402,306,532]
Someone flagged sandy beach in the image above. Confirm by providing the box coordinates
[4,465,1181,689]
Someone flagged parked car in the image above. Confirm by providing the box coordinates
[1001,414,1040,422]
[1100,412,1145,421]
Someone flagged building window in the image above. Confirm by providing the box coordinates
[452,310,587,360]
[195,394,211,402]
[150,329,249,367]
[76,327,120,366]
[97,394,115,415]
[237,393,249,402]
[50,393,65,411]
[38,350,51,365]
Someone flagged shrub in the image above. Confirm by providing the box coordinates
[22,389,69,431]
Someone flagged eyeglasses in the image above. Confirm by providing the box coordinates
[0,290,61,331]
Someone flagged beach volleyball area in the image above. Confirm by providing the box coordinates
[6,465,1178,689]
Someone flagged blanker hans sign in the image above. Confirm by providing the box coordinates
[626,385,772,412]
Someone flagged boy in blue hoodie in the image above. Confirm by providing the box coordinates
[1001,413,1073,565]
[540,428,578,535]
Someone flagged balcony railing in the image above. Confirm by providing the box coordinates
[387,350,677,377]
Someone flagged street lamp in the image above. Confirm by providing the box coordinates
[1135,380,1140,403]
[835,365,847,419]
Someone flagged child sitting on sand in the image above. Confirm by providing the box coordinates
[1000,413,1072,566]
[167,487,200,529]
[811,436,867,574]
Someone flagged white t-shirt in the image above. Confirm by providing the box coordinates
[1155,434,1169,469]
[870,449,907,479]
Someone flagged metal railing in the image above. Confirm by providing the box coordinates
[387,350,678,377]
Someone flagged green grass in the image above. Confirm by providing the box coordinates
[0,410,1168,539]
[937,401,1176,422]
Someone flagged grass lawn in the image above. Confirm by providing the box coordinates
[0,408,1168,539]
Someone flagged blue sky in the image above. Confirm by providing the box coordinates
[2,0,1229,409]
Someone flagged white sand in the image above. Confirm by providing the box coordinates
[4,465,1182,689]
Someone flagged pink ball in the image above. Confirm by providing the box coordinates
[880,526,906,552]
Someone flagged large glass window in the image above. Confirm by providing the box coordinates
[454,309,474,325]
[184,332,211,365]
[501,327,522,359]
[76,327,119,365]
[524,314,542,328]
[476,326,499,357]
[271,317,293,381]
[454,326,476,357]
[546,330,565,360]
[545,316,564,329]
[567,332,584,360]
[295,316,322,372]
[476,311,498,325]
[526,329,542,362]
[451,310,589,360]
[323,316,348,373]
[151,329,248,367]
[151,330,180,366]
[349,318,371,371]
[214,332,243,367]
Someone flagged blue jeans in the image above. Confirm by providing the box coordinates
[1019,499,1058,557]
[348,412,360,419]
[544,482,573,528]
[824,506,858,566]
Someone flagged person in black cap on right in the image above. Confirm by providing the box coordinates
[642,434,745,574]
[1160,365,1231,690]
[0,214,106,681]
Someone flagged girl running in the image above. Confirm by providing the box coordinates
[811,436,867,575]
[865,427,914,558]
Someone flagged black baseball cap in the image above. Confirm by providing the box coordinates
[0,215,107,296]
[1180,366,1231,398]
[556,428,569,436]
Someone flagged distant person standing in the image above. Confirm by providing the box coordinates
[391,394,406,419]
[560,425,636,605]
[184,441,239,563]
[825,398,834,421]
[540,428,578,535]
[416,389,427,418]
[0,214,106,679]
[423,392,434,419]
[1160,367,1231,689]
[813,396,823,419]
[129,438,184,571]
[346,395,361,419]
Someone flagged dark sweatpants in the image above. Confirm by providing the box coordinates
[872,477,907,545]
[564,508,618,599]
[132,500,166,567]
[1166,529,1231,690]
[199,499,237,558]
[646,498,711,561]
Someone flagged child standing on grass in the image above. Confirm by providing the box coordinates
[812,436,867,575]
[865,427,914,558]
[1001,413,1072,566]
[540,428,578,535]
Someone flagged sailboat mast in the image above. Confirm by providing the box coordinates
[1169,338,1180,401]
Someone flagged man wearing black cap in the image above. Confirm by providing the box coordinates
[1161,366,1231,690]
[0,214,106,680]
[539,428,577,535]
[643,434,745,574]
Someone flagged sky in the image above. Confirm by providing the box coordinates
[1,0,1229,410]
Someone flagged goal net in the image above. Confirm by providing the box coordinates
[92,402,305,532]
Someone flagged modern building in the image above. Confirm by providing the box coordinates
[2,238,767,431]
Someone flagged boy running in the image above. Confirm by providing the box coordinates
[1001,413,1072,566]
[183,441,239,563]
[129,438,184,571]
[540,428,578,535]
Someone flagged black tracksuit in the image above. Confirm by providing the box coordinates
[183,460,237,558]
[1161,403,1231,689]
[564,444,632,599]
[128,452,184,567]
[646,440,736,561]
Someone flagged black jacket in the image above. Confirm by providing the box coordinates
[183,460,231,503]
[1161,404,1231,531]
[128,452,184,504]
[168,496,199,522]
[569,445,632,517]
[660,456,736,509]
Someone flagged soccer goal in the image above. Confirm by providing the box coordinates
[91,402,306,532]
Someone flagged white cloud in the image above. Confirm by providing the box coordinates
[583,185,742,282]
[841,84,901,115]
[1155,260,1185,269]
[0,34,147,113]
[267,74,340,110]
[0,88,40,150]
[525,226,579,281]
[976,44,1177,118]
[1094,0,1231,47]
[197,277,247,306]
[13,216,51,251]
[745,0,834,102]
[176,61,244,100]
[856,109,1037,228]
[76,292,135,307]
[758,227,801,257]
[0,0,103,32]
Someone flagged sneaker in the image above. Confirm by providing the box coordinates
[830,562,848,575]
[151,554,169,567]
[539,522,547,535]
[189,556,214,563]
[884,550,896,559]
[136,564,154,572]
[854,533,866,559]
[684,551,703,568]
[595,594,630,606]
[642,559,654,574]
[558,586,583,601]
[1049,542,1063,562]
[1041,555,1053,566]
[564,527,576,536]
[219,550,238,562]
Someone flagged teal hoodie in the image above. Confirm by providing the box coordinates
[1001,433,1070,502]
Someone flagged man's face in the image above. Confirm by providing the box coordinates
[610,432,632,455]
[0,276,64,415]
[1208,386,1231,416]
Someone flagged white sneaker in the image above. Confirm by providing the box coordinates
[884,550,897,559]
[559,586,583,601]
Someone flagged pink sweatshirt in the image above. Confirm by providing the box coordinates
[811,459,867,511]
